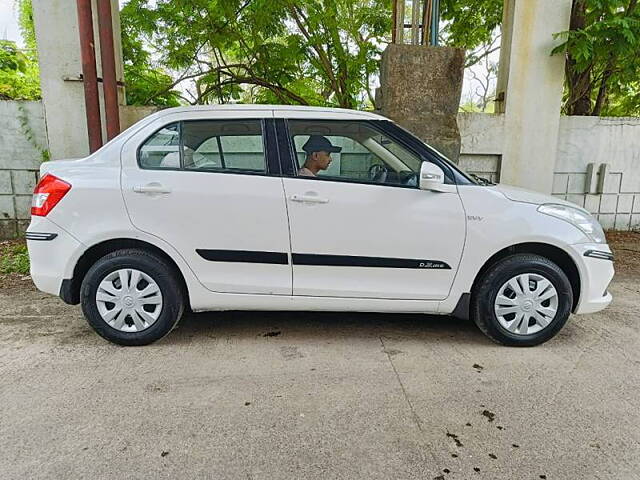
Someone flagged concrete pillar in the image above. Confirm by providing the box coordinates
[32,0,124,160]
[495,0,572,193]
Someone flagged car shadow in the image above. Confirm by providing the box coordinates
[166,310,492,346]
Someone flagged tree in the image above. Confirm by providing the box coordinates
[120,0,392,108]
[440,0,503,67]
[553,0,640,116]
[120,5,182,107]
[120,0,509,108]
[0,41,40,100]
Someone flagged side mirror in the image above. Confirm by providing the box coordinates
[419,162,456,193]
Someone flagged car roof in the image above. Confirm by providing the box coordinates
[150,104,388,121]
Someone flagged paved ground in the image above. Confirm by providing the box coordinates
[1,234,639,480]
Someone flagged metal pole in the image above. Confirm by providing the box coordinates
[392,0,397,43]
[394,0,405,44]
[76,0,103,153]
[97,0,120,141]
[430,0,440,46]
[411,0,420,45]
[422,0,432,45]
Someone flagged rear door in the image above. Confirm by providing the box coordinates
[121,112,292,295]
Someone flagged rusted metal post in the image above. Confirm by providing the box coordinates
[97,0,120,141]
[422,0,432,45]
[76,0,102,153]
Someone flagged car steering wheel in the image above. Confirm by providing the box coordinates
[399,171,418,187]
[368,163,388,183]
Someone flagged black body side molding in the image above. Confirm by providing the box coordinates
[196,249,288,265]
[196,249,452,270]
[292,253,451,269]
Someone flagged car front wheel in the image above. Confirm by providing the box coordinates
[80,248,184,346]
[471,254,573,347]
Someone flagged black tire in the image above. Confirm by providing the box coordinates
[470,254,573,347]
[80,248,185,346]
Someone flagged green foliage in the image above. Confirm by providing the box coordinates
[0,40,40,100]
[440,0,503,50]
[0,0,40,100]
[553,0,640,116]
[123,64,182,107]
[17,0,37,53]
[0,243,30,275]
[119,0,510,108]
[119,0,392,108]
[120,1,182,106]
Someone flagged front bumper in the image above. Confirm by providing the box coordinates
[569,243,615,314]
[27,217,83,296]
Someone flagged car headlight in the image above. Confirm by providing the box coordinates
[537,204,606,243]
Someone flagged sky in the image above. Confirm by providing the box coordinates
[0,0,22,46]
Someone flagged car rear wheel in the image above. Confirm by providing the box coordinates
[80,249,184,346]
[471,254,573,347]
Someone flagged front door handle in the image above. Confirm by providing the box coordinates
[133,183,172,194]
[289,194,329,204]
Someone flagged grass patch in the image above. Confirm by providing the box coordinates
[0,241,30,275]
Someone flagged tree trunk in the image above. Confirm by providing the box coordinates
[592,63,614,116]
[565,0,592,115]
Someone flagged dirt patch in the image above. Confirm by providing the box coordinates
[0,272,37,292]
[0,238,26,251]
[606,231,640,277]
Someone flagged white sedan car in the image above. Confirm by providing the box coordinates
[27,105,614,346]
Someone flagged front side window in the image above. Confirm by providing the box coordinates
[288,120,422,187]
[138,119,266,174]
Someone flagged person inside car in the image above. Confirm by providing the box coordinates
[298,135,342,176]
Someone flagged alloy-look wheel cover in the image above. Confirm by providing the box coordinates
[494,273,559,336]
[95,268,163,332]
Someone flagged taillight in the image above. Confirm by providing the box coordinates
[31,174,71,217]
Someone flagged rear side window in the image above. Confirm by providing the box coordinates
[138,123,180,169]
[138,120,266,174]
[183,120,265,173]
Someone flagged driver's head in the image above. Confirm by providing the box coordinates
[302,135,342,172]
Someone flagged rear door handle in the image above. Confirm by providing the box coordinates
[289,194,329,204]
[133,183,172,194]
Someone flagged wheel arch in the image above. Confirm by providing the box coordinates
[470,242,581,312]
[61,238,190,309]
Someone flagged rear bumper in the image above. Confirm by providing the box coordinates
[569,243,615,314]
[27,217,83,297]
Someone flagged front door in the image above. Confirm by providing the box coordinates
[280,119,466,300]
[121,115,292,295]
